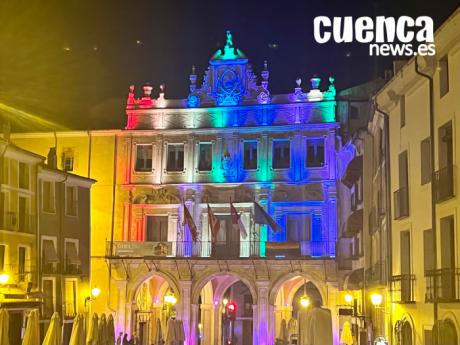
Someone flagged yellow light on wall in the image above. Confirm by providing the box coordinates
[91,287,101,298]
[198,323,203,329]
[300,295,310,308]
[0,274,9,284]
[344,293,353,304]
[164,293,177,305]
[371,293,383,306]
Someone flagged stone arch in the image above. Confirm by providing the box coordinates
[128,269,181,304]
[396,313,415,345]
[191,270,257,305]
[268,272,327,306]
[438,312,459,345]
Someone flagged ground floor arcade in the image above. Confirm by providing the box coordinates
[107,258,340,345]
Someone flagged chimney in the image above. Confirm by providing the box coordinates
[47,147,57,169]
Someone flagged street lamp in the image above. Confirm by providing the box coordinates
[222,298,229,306]
[0,273,9,285]
[371,293,383,307]
[344,293,353,304]
[300,295,310,308]
[85,287,101,307]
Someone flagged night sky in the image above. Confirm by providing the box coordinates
[1,0,459,131]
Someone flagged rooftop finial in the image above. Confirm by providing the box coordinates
[226,30,233,48]
[192,65,196,75]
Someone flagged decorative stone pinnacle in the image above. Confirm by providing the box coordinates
[296,78,302,87]
[226,30,233,48]
[143,84,152,97]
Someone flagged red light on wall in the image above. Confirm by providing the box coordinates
[227,302,237,313]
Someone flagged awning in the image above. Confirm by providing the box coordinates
[266,242,300,257]
[66,242,81,265]
[342,156,363,188]
[344,268,364,290]
[43,240,59,263]
[342,209,363,238]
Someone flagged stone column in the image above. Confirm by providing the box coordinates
[177,280,193,345]
[255,281,270,345]
[326,282,340,345]
[200,303,215,345]
[115,280,129,334]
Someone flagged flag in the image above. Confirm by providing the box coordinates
[230,202,248,239]
[207,204,220,241]
[254,202,281,232]
[183,203,198,242]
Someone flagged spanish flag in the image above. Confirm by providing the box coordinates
[207,204,220,241]
[230,202,248,239]
[183,203,198,242]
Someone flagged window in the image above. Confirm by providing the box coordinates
[66,186,78,216]
[64,279,77,318]
[421,137,432,185]
[272,140,290,169]
[0,245,5,272]
[62,150,74,172]
[2,158,8,184]
[42,181,55,213]
[18,196,29,231]
[399,151,408,189]
[243,141,258,170]
[438,121,453,169]
[306,139,325,167]
[286,214,311,241]
[18,246,27,282]
[0,191,6,223]
[64,240,81,274]
[423,229,435,271]
[42,278,55,318]
[400,231,411,300]
[18,162,29,189]
[167,144,184,172]
[439,56,449,97]
[350,104,359,119]
[198,143,212,171]
[135,144,153,172]
[146,216,168,242]
[400,96,406,128]
[42,238,58,274]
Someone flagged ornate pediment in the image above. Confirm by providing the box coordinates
[133,187,181,204]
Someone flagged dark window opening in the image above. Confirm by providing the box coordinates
[306,139,325,167]
[198,143,212,171]
[243,141,258,170]
[135,144,153,172]
[146,216,168,242]
[272,140,290,169]
[167,144,184,172]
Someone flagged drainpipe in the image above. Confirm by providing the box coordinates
[107,134,118,313]
[414,56,438,345]
[374,102,392,345]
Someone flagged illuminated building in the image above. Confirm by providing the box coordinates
[11,32,344,345]
[0,138,94,344]
[373,8,460,345]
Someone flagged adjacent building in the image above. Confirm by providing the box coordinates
[373,8,460,345]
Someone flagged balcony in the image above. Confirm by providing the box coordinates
[425,268,460,302]
[434,165,455,203]
[393,187,409,219]
[106,240,336,259]
[0,212,35,233]
[390,275,416,303]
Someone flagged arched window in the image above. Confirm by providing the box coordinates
[439,319,458,345]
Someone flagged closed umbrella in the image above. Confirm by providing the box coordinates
[98,314,108,345]
[174,320,185,345]
[69,314,85,345]
[107,315,115,345]
[0,309,9,345]
[86,313,99,345]
[278,319,288,344]
[153,319,163,345]
[22,309,40,345]
[340,321,353,345]
[42,312,62,345]
[164,318,175,345]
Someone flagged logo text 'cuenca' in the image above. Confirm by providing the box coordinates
[313,16,436,56]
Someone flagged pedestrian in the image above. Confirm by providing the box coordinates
[117,332,123,345]
[123,333,129,345]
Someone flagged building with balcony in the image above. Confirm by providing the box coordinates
[0,138,43,345]
[374,8,460,345]
[37,150,95,343]
[10,32,345,345]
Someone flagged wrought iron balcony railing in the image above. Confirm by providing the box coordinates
[1,212,35,233]
[393,187,409,219]
[434,165,455,203]
[425,268,460,302]
[106,240,336,259]
[390,274,416,303]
